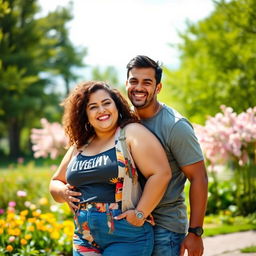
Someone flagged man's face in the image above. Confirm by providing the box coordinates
[126,67,161,109]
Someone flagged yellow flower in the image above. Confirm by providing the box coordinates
[7,212,15,221]
[27,225,35,232]
[28,218,36,223]
[39,197,48,205]
[36,220,46,231]
[7,229,13,235]
[0,228,3,235]
[25,234,32,240]
[32,210,41,217]
[20,238,27,245]
[29,204,36,210]
[16,219,24,226]
[0,219,5,226]
[40,213,55,224]
[20,210,29,216]
[50,231,60,239]
[6,245,13,252]
[13,228,21,236]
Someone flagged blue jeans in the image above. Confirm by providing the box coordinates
[152,225,186,256]
[73,203,153,256]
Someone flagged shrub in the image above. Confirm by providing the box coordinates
[195,106,256,215]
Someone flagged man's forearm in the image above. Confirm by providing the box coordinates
[189,176,208,227]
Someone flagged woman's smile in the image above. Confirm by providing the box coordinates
[97,114,110,121]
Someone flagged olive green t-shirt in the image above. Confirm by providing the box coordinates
[141,103,204,233]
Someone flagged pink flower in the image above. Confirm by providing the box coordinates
[194,105,256,169]
[17,157,24,164]
[17,190,27,197]
[8,201,16,207]
[0,209,4,214]
[30,118,68,159]
[50,165,58,171]
[9,236,16,242]
[24,201,31,207]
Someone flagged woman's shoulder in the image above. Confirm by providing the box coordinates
[66,145,81,157]
[124,122,145,132]
[123,122,151,138]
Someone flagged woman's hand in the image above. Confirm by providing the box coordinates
[114,210,145,227]
[62,184,81,213]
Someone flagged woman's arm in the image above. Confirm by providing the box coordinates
[116,123,172,225]
[49,146,81,211]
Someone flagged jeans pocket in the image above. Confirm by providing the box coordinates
[122,218,144,228]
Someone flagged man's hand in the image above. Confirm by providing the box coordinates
[114,210,145,227]
[62,184,81,213]
[180,233,204,256]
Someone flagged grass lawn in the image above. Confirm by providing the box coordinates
[204,215,256,237]
[241,245,256,253]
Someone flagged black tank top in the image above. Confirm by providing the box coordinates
[66,147,118,203]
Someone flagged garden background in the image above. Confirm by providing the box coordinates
[0,0,256,255]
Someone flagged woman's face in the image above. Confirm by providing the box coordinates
[86,89,119,133]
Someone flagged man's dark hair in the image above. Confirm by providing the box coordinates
[126,55,163,84]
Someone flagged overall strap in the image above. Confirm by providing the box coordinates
[118,128,134,179]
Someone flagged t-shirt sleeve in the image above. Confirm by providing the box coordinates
[169,119,204,167]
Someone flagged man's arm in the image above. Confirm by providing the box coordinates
[180,160,208,256]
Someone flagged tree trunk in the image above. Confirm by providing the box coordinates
[65,78,70,96]
[8,117,21,158]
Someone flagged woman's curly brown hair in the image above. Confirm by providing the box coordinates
[62,81,139,149]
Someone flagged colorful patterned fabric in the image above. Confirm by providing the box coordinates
[115,127,142,212]
[72,127,155,255]
[73,203,154,256]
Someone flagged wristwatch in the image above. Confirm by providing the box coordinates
[134,210,145,220]
[188,226,204,236]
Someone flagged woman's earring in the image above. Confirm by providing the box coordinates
[85,122,91,130]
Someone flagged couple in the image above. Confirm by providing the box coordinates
[50,55,208,256]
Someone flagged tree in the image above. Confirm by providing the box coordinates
[163,0,256,123]
[0,0,85,157]
[45,4,86,96]
[91,65,120,88]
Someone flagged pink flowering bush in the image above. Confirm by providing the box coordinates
[30,118,68,159]
[195,105,256,215]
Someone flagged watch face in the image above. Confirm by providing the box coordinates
[195,227,203,236]
[135,211,144,219]
[189,227,204,236]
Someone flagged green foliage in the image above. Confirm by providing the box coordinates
[0,162,53,211]
[45,3,87,96]
[164,0,256,123]
[233,162,256,215]
[91,65,120,88]
[241,245,256,253]
[0,0,86,157]
[207,173,237,215]
[204,214,256,236]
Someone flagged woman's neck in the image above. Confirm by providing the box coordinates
[93,127,117,143]
[84,128,117,155]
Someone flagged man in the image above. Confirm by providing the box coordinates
[125,55,208,256]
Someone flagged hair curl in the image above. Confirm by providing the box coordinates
[62,81,139,149]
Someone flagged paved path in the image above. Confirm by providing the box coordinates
[202,230,256,256]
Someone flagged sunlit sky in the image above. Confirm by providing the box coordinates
[39,0,215,82]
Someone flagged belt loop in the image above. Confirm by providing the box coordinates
[106,203,115,233]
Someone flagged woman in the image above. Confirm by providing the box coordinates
[49,81,171,256]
